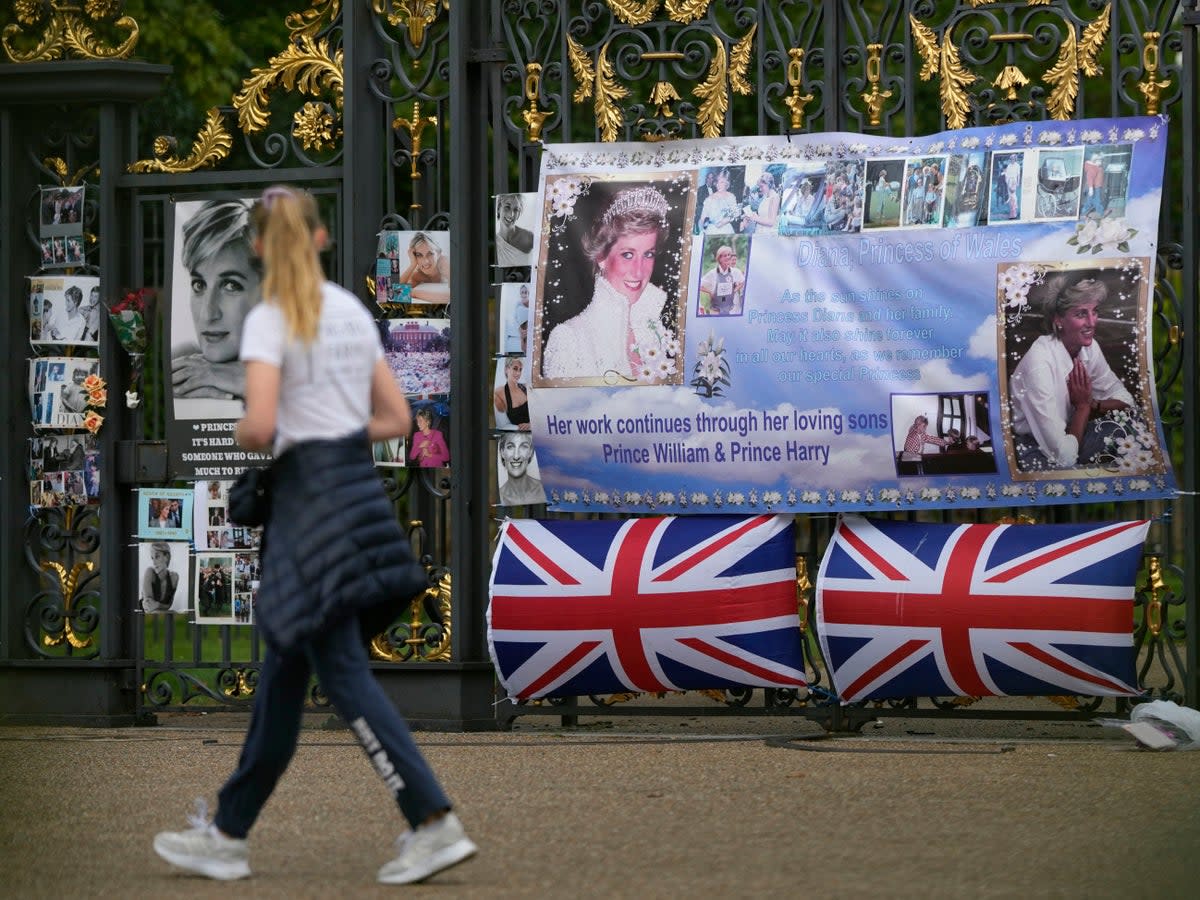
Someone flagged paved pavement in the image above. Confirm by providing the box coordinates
[2,705,1198,899]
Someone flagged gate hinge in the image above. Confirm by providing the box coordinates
[116,440,168,485]
[467,47,508,64]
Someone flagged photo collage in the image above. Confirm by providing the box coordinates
[27,184,103,511]
[130,483,261,625]
[370,229,452,469]
[492,192,546,507]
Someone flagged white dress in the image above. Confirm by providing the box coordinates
[542,277,672,381]
[698,192,739,234]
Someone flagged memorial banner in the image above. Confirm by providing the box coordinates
[528,116,1174,513]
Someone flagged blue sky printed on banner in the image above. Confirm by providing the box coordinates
[527,117,1174,514]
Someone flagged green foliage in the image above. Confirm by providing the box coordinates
[123,1,300,137]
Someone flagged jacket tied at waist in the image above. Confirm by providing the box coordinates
[256,429,427,654]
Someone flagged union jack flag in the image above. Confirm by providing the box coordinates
[816,515,1150,702]
[488,515,806,699]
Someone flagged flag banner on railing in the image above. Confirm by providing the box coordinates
[527,116,1174,513]
[815,515,1149,702]
[487,514,806,700]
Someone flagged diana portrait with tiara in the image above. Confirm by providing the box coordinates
[540,183,683,384]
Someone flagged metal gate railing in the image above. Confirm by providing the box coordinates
[0,1,1194,730]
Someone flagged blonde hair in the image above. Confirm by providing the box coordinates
[251,186,324,343]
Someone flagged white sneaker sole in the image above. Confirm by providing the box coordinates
[153,836,251,881]
[377,837,478,885]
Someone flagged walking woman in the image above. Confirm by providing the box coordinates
[153,186,476,885]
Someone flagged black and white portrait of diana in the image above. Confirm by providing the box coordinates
[169,197,262,421]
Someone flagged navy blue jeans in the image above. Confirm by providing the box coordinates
[214,613,451,838]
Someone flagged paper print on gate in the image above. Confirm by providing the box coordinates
[815,515,1149,702]
[487,514,806,700]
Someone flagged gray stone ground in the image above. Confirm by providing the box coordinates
[2,700,1198,899]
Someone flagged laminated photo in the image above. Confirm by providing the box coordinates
[29,357,100,429]
[29,276,101,347]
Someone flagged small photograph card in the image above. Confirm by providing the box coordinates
[28,434,99,507]
[30,276,101,346]
[136,487,195,541]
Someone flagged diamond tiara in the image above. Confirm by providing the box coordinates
[601,186,670,225]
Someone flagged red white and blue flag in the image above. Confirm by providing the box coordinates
[816,515,1149,702]
[488,515,806,699]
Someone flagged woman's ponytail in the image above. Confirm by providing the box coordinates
[252,186,324,343]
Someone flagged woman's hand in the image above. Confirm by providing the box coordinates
[172,353,245,400]
[1066,358,1093,410]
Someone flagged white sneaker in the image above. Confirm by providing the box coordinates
[377,811,478,885]
[153,799,250,881]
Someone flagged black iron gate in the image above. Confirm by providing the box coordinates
[0,0,1195,730]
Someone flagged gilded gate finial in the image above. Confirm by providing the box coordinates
[1136,32,1171,116]
[859,43,892,127]
[795,556,811,634]
[1143,555,1165,637]
[373,0,443,48]
[993,64,1031,100]
[522,63,551,143]
[393,101,438,212]
[783,48,814,131]
[3,0,139,62]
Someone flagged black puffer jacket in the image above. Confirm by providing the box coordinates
[255,429,427,654]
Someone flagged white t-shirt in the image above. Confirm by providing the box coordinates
[240,282,383,456]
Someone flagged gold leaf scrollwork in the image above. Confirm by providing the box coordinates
[127,108,232,174]
[369,572,452,662]
[1043,4,1110,121]
[606,0,714,24]
[232,35,344,136]
[910,17,977,129]
[728,23,755,96]
[937,28,976,129]
[3,0,139,63]
[39,560,95,650]
[663,0,713,24]
[424,571,453,661]
[286,0,341,40]
[693,36,729,139]
[569,38,628,143]
[566,34,596,104]
[594,41,629,142]
[293,101,340,152]
[607,0,661,26]
[43,158,98,187]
